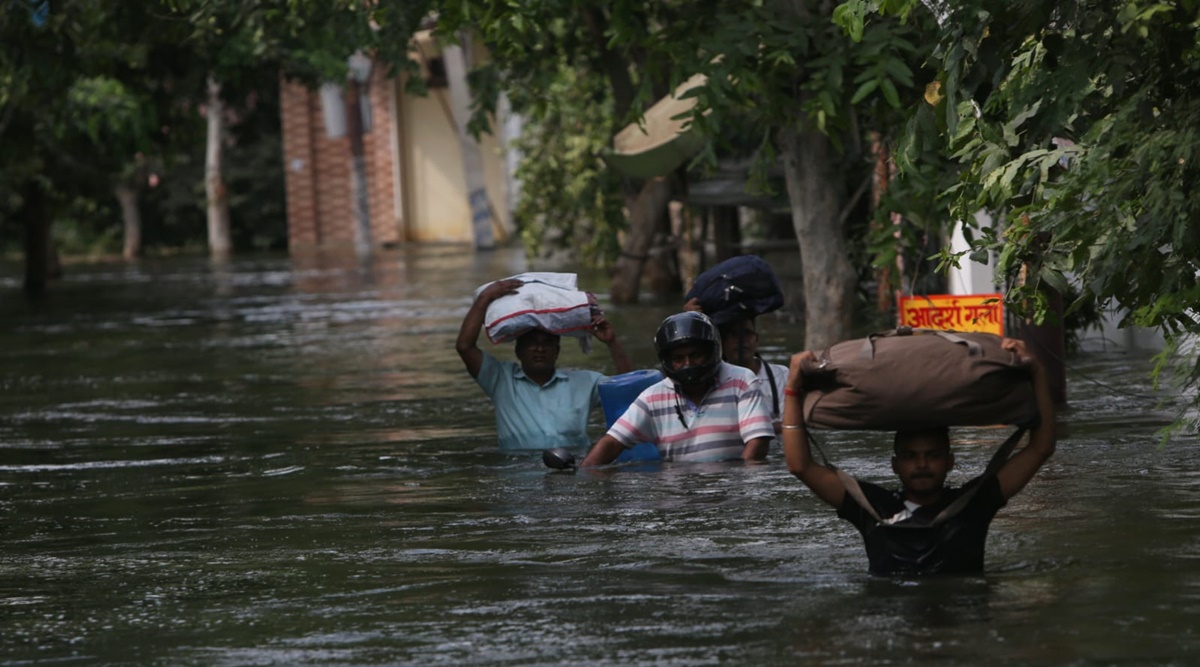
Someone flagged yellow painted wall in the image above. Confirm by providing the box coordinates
[396,33,512,244]
[399,86,473,243]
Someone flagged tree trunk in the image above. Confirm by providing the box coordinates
[712,206,741,262]
[671,201,704,290]
[20,179,50,298]
[1020,287,1068,405]
[116,183,142,260]
[581,6,636,121]
[205,75,232,260]
[345,78,373,258]
[644,214,682,297]
[869,132,894,312]
[611,176,673,304]
[779,126,858,350]
[47,237,62,280]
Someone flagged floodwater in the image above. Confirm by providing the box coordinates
[1,247,1197,666]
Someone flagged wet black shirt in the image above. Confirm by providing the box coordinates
[837,475,1006,576]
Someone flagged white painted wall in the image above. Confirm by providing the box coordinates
[946,211,1000,296]
[948,211,1170,353]
[1075,309,1167,353]
[397,32,514,244]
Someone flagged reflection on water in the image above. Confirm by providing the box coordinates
[1,247,1197,666]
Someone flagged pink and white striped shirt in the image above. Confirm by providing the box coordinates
[607,362,774,462]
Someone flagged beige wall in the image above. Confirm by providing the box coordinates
[397,78,473,243]
[396,33,511,244]
[282,34,512,250]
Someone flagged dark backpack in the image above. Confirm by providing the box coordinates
[685,255,784,325]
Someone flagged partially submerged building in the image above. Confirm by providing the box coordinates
[279,32,517,252]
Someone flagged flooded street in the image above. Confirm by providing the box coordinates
[1,247,1197,666]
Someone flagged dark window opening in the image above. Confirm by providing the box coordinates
[426,57,448,89]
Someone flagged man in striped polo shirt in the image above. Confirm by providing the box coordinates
[580,312,774,465]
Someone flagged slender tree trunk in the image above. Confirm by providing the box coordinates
[116,183,142,260]
[712,206,741,262]
[611,176,673,304]
[1021,287,1068,405]
[869,132,893,312]
[779,126,858,350]
[345,78,373,258]
[47,237,62,280]
[581,6,636,121]
[20,178,50,298]
[644,218,682,296]
[582,6,661,298]
[205,75,232,260]
[670,201,703,289]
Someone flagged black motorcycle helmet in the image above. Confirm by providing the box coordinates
[654,312,722,386]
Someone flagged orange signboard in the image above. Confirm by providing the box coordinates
[898,294,1005,336]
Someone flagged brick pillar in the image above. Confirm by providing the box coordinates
[306,91,352,249]
[281,77,320,250]
[282,64,406,252]
[367,67,399,245]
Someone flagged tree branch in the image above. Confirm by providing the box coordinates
[836,173,872,228]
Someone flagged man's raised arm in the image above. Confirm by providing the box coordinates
[782,351,847,508]
[996,338,1057,499]
[591,316,634,375]
[455,279,522,378]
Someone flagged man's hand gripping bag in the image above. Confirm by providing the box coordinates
[801,328,1038,431]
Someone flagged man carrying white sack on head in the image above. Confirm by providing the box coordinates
[456,274,634,451]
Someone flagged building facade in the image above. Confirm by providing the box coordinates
[280,32,515,252]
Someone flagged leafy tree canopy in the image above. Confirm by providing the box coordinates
[837,0,1200,429]
[1,0,433,260]
[439,0,934,268]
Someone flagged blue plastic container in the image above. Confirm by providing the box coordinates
[598,369,663,462]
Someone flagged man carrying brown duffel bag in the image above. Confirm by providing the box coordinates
[798,327,1039,431]
[780,337,1056,576]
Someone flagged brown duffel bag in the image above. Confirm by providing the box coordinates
[801,327,1037,431]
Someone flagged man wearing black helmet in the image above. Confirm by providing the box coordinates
[580,312,774,465]
[685,298,790,434]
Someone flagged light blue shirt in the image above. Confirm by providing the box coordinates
[476,352,605,450]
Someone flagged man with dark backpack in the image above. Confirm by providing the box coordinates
[684,255,789,432]
[780,338,1056,575]
[685,307,790,434]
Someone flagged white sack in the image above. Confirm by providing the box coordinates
[478,273,599,351]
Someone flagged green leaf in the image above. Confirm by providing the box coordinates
[1002,100,1042,147]
[1037,265,1070,295]
[880,77,900,108]
[997,243,1018,271]
[850,78,879,104]
[832,1,868,42]
[881,57,914,87]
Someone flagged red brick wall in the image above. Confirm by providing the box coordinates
[367,72,400,246]
[280,64,400,253]
[280,77,319,248]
